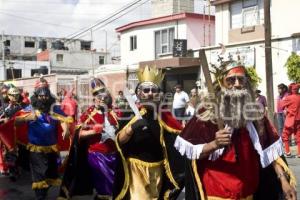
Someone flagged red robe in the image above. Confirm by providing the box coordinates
[177,115,283,200]
[79,106,118,153]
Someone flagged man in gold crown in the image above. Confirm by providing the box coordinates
[174,61,297,200]
[113,66,185,200]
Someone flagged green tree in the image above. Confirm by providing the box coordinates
[285,52,300,83]
[245,66,262,88]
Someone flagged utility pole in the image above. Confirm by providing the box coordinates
[2,31,6,80]
[90,28,94,76]
[105,30,107,64]
[264,0,275,122]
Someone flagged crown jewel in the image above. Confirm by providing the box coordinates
[137,66,165,85]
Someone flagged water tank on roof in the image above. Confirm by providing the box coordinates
[39,66,48,75]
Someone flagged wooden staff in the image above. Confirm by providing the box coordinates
[199,49,224,129]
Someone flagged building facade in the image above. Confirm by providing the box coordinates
[0,34,109,80]
[116,12,215,92]
[206,0,300,101]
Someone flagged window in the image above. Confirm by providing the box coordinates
[230,0,261,29]
[6,69,22,80]
[56,54,63,62]
[52,41,65,50]
[154,27,174,58]
[130,36,137,51]
[81,41,91,50]
[292,38,300,53]
[243,0,257,8]
[242,6,259,27]
[24,41,35,48]
[4,40,10,46]
[39,40,47,50]
[99,56,105,65]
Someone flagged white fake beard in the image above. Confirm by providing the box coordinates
[220,88,252,129]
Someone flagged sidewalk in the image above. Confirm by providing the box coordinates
[286,145,300,199]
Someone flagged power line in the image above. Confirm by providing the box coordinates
[72,0,151,41]
[64,0,146,40]
[0,11,80,30]
[0,0,133,4]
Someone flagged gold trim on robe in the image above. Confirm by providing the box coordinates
[127,158,164,200]
[32,178,61,189]
[27,143,58,153]
[115,107,180,199]
[275,157,297,187]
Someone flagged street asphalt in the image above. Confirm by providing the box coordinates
[0,151,299,200]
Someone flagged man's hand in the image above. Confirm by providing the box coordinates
[212,128,232,149]
[131,119,149,134]
[93,124,103,134]
[0,117,9,124]
[280,176,297,200]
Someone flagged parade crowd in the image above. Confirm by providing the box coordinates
[0,61,298,200]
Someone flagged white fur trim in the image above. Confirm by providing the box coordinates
[174,136,205,160]
[247,122,283,168]
[208,148,225,161]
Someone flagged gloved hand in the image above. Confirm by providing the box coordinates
[93,124,103,134]
[131,119,149,134]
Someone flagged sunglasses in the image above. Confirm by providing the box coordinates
[95,93,109,99]
[225,76,246,85]
[141,87,160,94]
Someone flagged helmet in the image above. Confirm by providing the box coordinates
[8,87,20,95]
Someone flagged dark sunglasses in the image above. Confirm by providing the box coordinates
[141,87,160,94]
[225,76,246,85]
[95,93,109,99]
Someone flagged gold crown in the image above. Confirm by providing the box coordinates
[137,66,165,85]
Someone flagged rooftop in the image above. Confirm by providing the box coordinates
[116,12,215,33]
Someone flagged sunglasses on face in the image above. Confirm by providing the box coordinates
[225,75,246,85]
[141,87,160,94]
[95,93,109,99]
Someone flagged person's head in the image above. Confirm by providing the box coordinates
[255,89,261,98]
[118,90,124,96]
[1,84,10,103]
[190,88,197,97]
[31,79,55,113]
[288,83,300,95]
[7,86,21,104]
[91,78,112,111]
[136,66,164,107]
[219,61,261,128]
[174,84,182,93]
[277,83,288,95]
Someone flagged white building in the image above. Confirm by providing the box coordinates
[0,34,109,80]
[116,11,215,92]
[37,49,109,74]
[206,0,300,98]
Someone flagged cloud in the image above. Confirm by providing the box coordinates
[0,0,151,55]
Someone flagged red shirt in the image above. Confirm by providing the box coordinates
[281,94,300,128]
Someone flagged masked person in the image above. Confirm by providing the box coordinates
[174,61,297,200]
[0,85,25,179]
[281,83,300,158]
[59,78,118,200]
[15,78,71,200]
[114,66,185,200]
[0,84,10,171]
